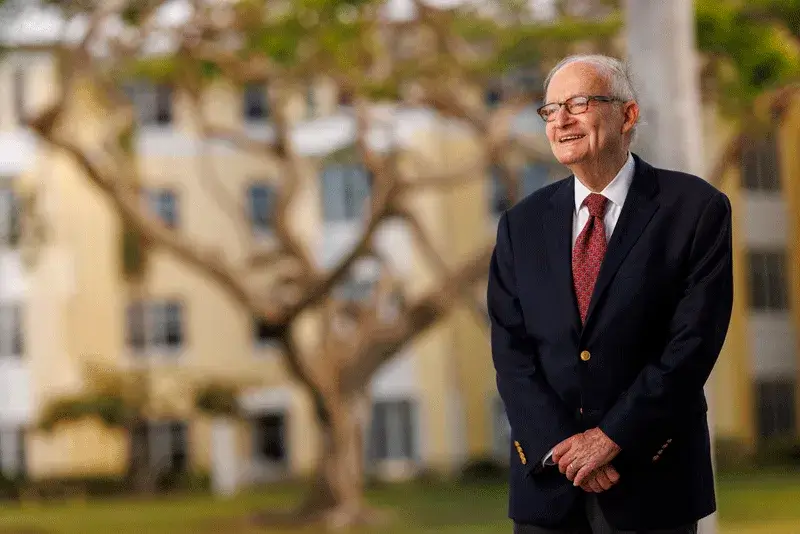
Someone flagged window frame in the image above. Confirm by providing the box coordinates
[243,83,269,122]
[246,182,275,235]
[126,299,185,356]
[741,130,781,192]
[369,398,417,462]
[755,378,796,439]
[147,188,179,228]
[747,249,789,312]
[0,303,23,359]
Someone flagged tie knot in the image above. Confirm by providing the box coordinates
[584,193,608,218]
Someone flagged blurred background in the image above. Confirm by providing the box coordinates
[0,0,797,532]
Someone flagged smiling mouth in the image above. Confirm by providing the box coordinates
[559,134,586,143]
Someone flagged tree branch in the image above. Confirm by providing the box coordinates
[341,242,493,394]
[183,91,257,250]
[399,152,487,191]
[396,207,491,329]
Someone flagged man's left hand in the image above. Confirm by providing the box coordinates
[552,428,621,487]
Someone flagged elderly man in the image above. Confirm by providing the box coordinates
[487,54,733,534]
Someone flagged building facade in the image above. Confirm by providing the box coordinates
[0,28,564,485]
[1,6,797,489]
[710,97,800,450]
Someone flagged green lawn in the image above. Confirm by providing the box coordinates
[0,471,796,533]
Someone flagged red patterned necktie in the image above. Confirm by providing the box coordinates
[572,193,609,324]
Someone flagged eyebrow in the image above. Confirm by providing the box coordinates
[543,93,582,105]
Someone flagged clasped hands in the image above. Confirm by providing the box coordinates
[551,427,622,494]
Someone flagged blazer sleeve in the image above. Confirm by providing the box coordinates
[488,211,581,475]
[598,191,734,453]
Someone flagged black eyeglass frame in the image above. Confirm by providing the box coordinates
[536,95,625,122]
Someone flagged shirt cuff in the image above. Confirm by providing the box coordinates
[542,448,556,467]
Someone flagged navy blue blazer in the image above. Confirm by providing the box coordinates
[487,154,733,530]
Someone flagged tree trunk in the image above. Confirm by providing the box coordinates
[254,392,386,530]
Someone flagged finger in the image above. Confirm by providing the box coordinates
[594,469,613,491]
[573,464,595,486]
[566,460,582,482]
[558,452,573,474]
[558,449,578,474]
[604,465,621,484]
[553,443,573,466]
[551,440,571,463]
[588,478,604,493]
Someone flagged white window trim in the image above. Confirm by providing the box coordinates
[127,300,185,359]
[0,303,23,359]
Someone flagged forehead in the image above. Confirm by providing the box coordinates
[545,62,611,102]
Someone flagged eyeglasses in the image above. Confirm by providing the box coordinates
[537,95,623,122]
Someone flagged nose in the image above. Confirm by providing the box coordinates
[552,105,574,128]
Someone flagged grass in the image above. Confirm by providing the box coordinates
[0,470,796,533]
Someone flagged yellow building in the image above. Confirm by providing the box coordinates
[0,11,563,486]
[711,94,800,451]
[1,5,796,490]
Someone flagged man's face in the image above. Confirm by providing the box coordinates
[544,62,633,167]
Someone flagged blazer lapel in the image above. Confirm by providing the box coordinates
[583,154,660,329]
[543,177,582,335]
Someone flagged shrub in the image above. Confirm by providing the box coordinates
[754,436,800,468]
[459,456,509,483]
[713,436,755,472]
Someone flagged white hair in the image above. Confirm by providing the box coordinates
[543,54,642,139]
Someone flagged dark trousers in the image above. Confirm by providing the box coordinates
[513,495,698,534]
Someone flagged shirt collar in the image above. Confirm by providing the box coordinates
[573,152,635,213]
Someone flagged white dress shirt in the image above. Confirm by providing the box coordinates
[572,152,636,248]
[542,152,635,468]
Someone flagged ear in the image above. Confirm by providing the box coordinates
[621,101,639,135]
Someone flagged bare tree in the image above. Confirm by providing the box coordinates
[22,0,618,528]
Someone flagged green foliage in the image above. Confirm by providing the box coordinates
[744,0,800,40]
[458,456,509,483]
[236,0,381,75]
[38,393,136,432]
[121,225,147,279]
[754,436,800,467]
[714,436,755,472]
[122,57,180,84]
[194,383,241,418]
[696,0,800,113]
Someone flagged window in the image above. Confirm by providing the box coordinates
[0,427,25,479]
[491,397,511,459]
[747,250,789,311]
[321,164,371,222]
[244,83,268,121]
[333,276,374,302]
[0,303,23,359]
[485,86,502,109]
[369,399,416,461]
[756,378,796,439]
[252,412,287,464]
[247,183,275,233]
[147,189,178,228]
[123,82,173,126]
[306,86,317,118]
[338,89,353,107]
[489,166,511,215]
[490,163,552,215]
[741,131,781,192]
[521,163,551,197]
[253,316,282,348]
[126,300,184,353]
[0,186,20,247]
[131,421,188,475]
[13,67,25,125]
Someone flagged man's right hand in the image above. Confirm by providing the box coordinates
[578,464,620,493]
